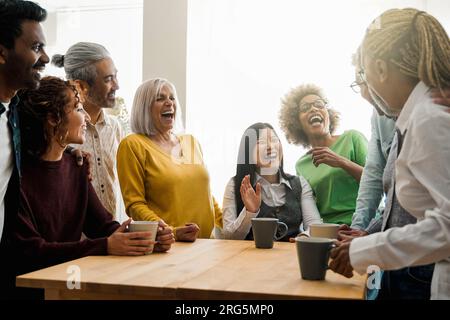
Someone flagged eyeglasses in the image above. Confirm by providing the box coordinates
[358,69,367,82]
[350,81,365,94]
[350,68,368,94]
[299,99,327,113]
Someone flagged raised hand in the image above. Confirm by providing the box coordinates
[240,175,261,213]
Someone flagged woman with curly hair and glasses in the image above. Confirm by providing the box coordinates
[279,84,368,226]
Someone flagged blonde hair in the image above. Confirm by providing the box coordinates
[279,83,340,148]
[362,8,450,94]
[130,78,184,136]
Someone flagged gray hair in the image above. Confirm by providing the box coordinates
[131,78,184,136]
[351,45,362,68]
[51,42,110,85]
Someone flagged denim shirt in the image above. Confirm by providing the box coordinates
[351,110,395,230]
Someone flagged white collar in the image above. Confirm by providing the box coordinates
[396,82,430,134]
[88,109,111,127]
[255,172,292,190]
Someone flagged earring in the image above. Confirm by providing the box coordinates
[57,130,69,148]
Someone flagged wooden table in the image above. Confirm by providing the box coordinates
[16,239,367,300]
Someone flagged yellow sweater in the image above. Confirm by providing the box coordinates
[117,134,222,238]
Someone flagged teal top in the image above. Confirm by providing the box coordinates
[296,130,368,225]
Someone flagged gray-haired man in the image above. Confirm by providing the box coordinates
[52,42,125,221]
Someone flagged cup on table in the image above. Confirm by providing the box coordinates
[295,237,335,280]
[309,223,340,239]
[251,218,288,249]
[129,221,159,255]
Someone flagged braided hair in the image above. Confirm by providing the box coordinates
[362,8,450,95]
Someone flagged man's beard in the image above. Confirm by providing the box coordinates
[88,92,114,109]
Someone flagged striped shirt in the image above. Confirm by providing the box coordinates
[71,110,125,221]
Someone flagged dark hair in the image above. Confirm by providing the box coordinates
[234,123,288,214]
[0,0,47,49]
[19,76,80,159]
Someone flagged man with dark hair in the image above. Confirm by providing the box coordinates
[0,0,49,299]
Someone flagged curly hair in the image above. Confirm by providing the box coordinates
[279,83,340,148]
[19,76,80,159]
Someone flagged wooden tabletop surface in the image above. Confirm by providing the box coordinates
[16,239,367,300]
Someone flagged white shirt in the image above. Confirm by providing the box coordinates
[71,110,125,221]
[349,82,450,300]
[0,102,14,241]
[222,173,322,240]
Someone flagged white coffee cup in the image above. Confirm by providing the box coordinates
[129,221,159,254]
[309,223,340,239]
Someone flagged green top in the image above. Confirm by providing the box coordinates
[296,130,368,225]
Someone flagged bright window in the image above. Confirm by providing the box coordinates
[186,0,449,201]
[39,0,143,110]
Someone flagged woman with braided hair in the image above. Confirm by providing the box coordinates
[329,8,450,299]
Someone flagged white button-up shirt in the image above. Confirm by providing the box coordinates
[222,173,322,240]
[0,102,14,241]
[349,82,450,299]
[72,110,125,221]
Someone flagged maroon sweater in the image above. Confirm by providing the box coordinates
[14,153,120,274]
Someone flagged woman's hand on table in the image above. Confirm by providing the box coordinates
[154,220,175,252]
[338,225,368,242]
[176,223,200,242]
[289,232,309,243]
[329,240,354,278]
[107,219,155,256]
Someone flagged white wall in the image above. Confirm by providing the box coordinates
[426,0,450,31]
[39,0,450,205]
[142,0,188,125]
[40,0,143,110]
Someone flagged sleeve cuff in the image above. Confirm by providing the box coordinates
[245,209,260,219]
[349,234,384,275]
[365,217,382,235]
